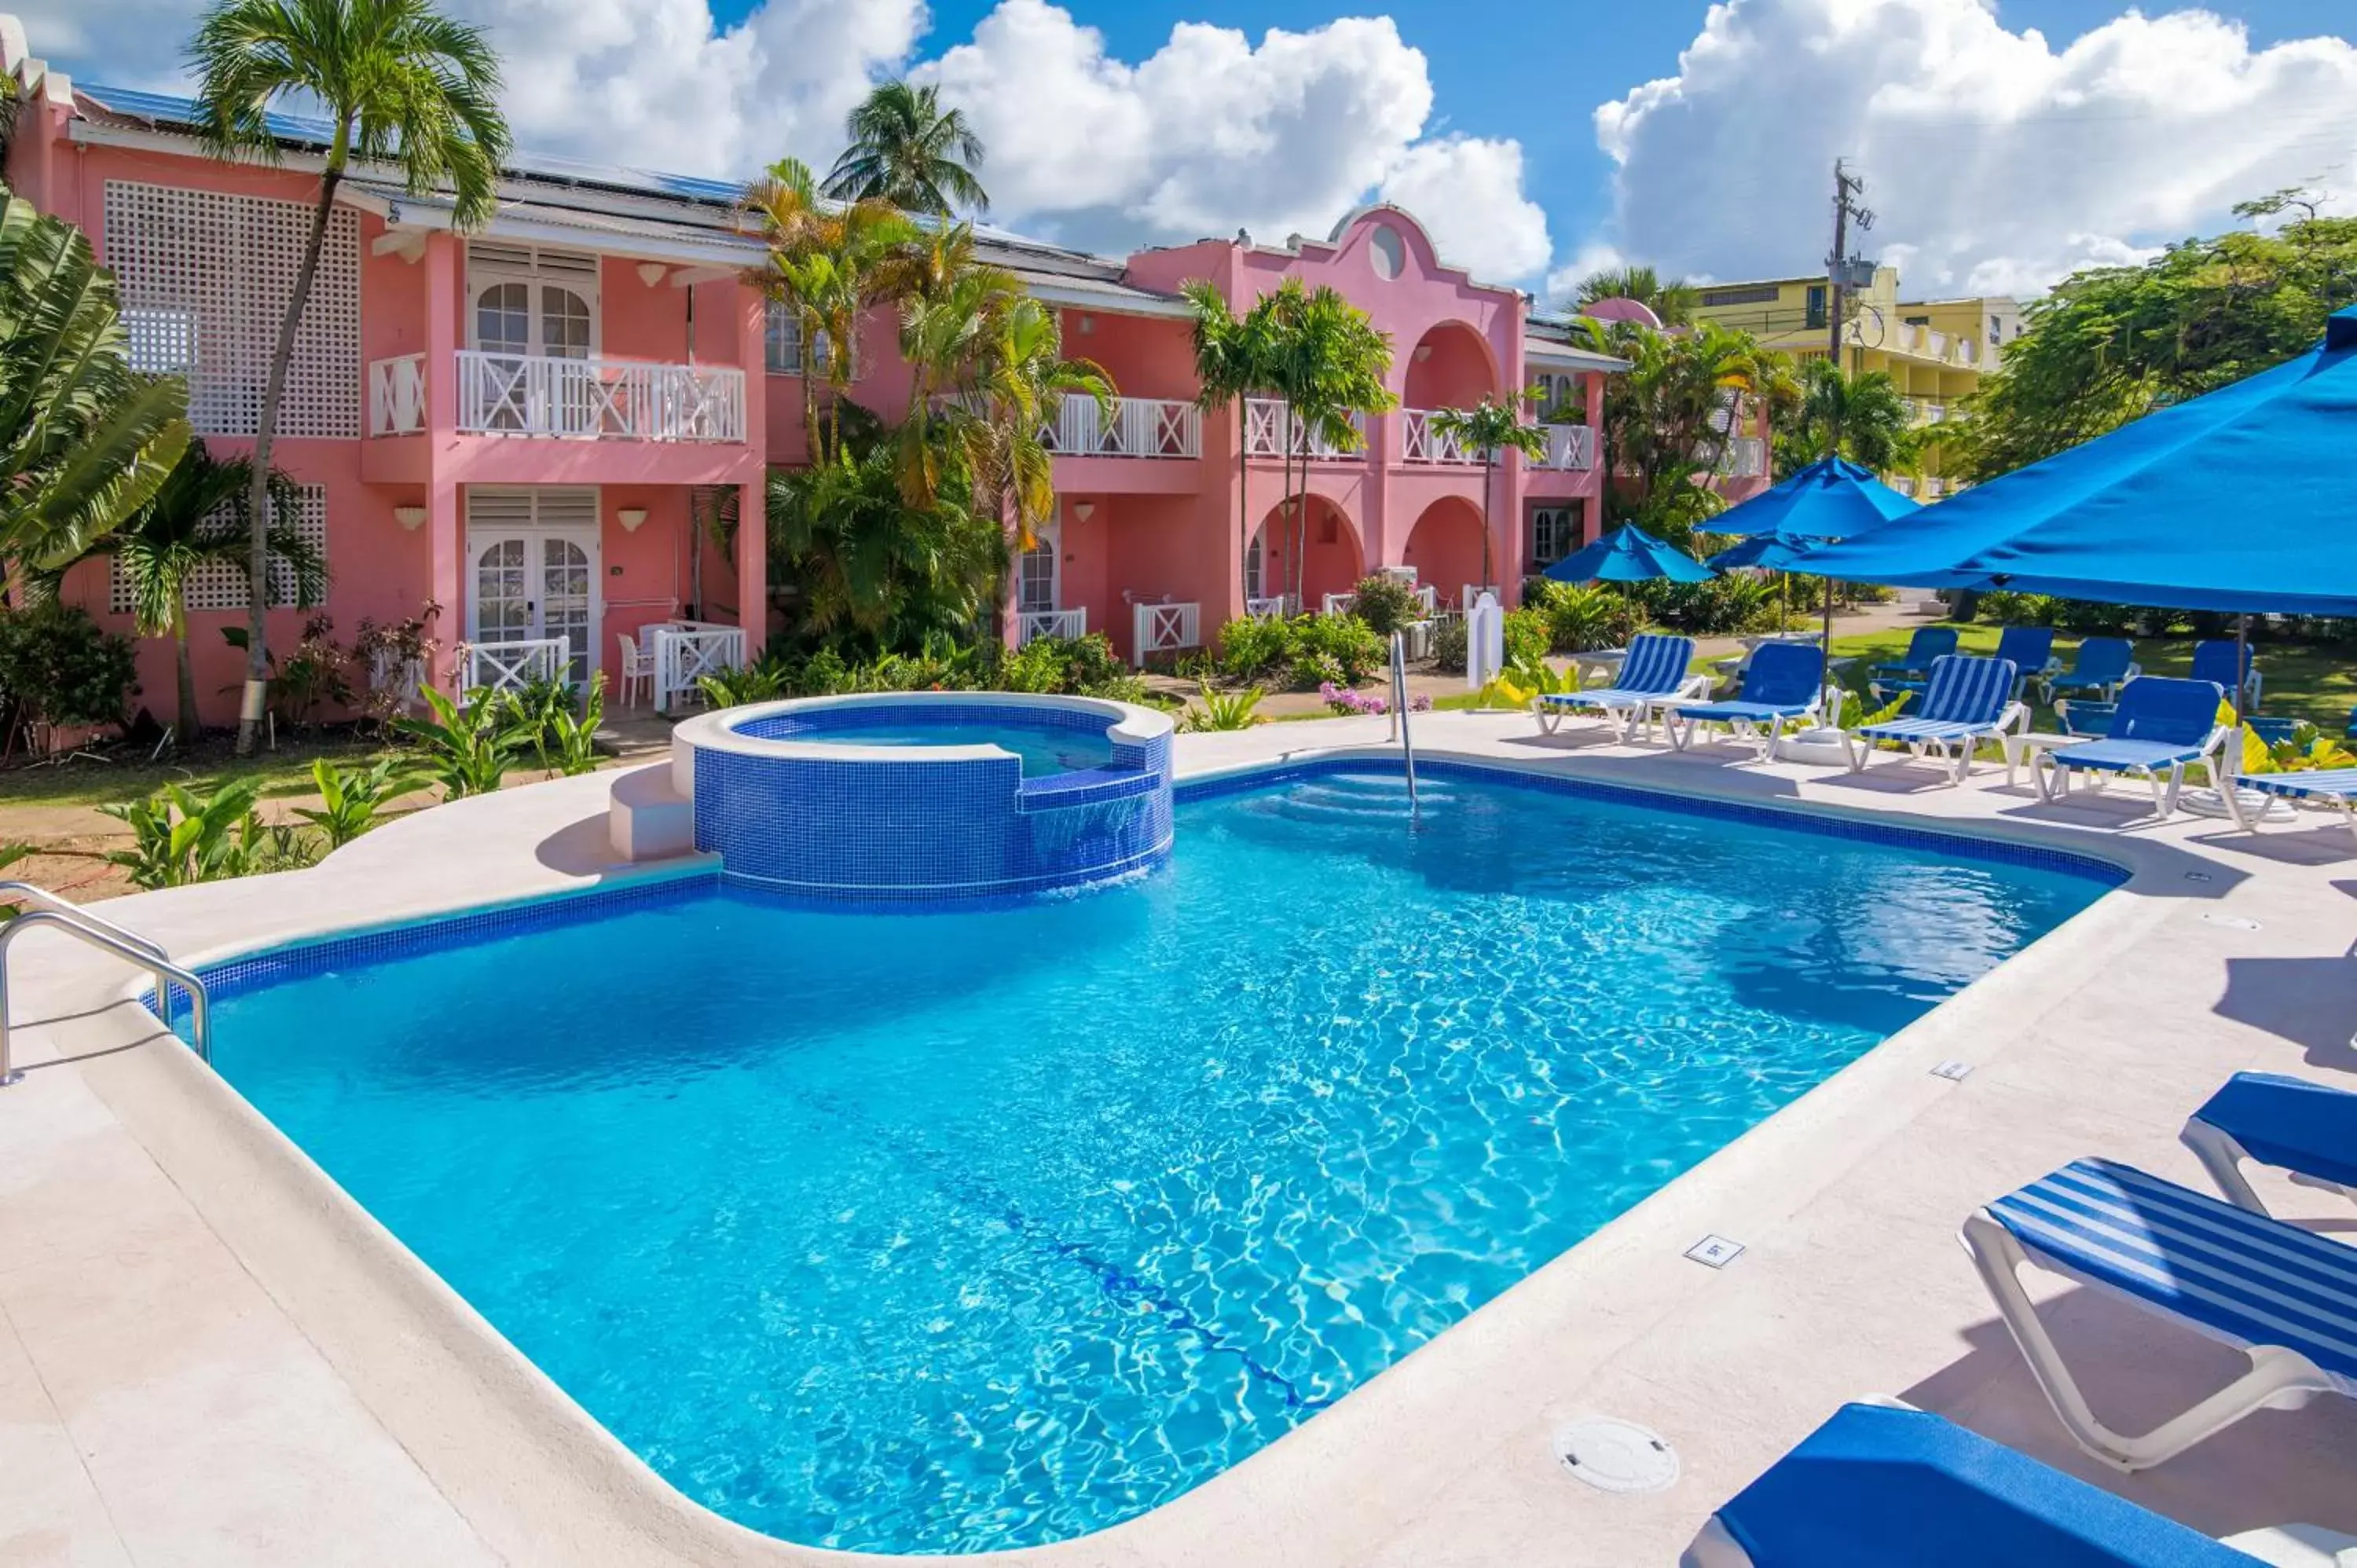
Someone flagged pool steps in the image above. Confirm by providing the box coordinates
[607,764,695,862]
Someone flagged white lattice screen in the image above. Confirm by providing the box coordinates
[111,485,329,614]
[103,181,361,438]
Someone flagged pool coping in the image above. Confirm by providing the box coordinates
[13,716,2348,1566]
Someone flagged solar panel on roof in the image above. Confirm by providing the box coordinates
[82,82,336,144]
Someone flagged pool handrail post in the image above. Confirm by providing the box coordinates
[1390,631,1419,815]
[0,903,211,1085]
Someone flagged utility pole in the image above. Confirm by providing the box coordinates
[1826,159,1873,374]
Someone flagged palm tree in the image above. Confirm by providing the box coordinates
[823,81,988,216]
[958,296,1113,559]
[1262,280,1395,597]
[1430,396,1549,588]
[894,225,1023,505]
[1576,265,1698,327]
[0,186,189,571]
[188,0,509,754]
[1183,280,1281,605]
[1787,359,1918,473]
[77,445,326,744]
[742,157,913,464]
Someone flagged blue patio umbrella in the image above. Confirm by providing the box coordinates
[1706,455,1923,642]
[1794,306,2357,618]
[1545,523,1716,584]
[1710,456,1921,541]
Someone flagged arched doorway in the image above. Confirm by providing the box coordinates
[1400,496,1491,609]
[1249,496,1364,611]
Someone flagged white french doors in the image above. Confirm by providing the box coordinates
[465,489,600,687]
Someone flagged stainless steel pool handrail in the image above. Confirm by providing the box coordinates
[0,905,210,1086]
[1388,631,1419,814]
[0,881,167,959]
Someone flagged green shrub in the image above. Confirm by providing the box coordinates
[1217,614,1294,680]
[1431,617,1468,674]
[1634,576,1779,635]
[1970,590,2058,627]
[98,779,318,888]
[291,757,416,850]
[1503,606,1551,666]
[1346,574,1421,638]
[1530,581,1637,652]
[2049,598,2139,636]
[1291,614,1384,683]
[393,687,531,798]
[1289,650,1347,691]
[1177,683,1266,731]
[0,602,140,737]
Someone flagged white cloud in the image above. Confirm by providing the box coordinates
[1592,0,2357,299]
[27,0,1552,281]
[918,0,1549,279]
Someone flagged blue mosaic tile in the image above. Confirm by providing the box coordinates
[1175,757,2128,888]
[693,702,1175,900]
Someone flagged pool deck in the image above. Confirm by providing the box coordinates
[5,710,2355,1566]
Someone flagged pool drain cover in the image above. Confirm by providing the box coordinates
[1553,1417,1680,1494]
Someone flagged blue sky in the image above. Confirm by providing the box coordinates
[40,0,2357,297]
[714,0,2357,282]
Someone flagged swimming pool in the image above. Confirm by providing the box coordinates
[735,710,1116,776]
[196,764,2113,1555]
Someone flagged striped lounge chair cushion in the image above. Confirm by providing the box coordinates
[1855,716,1986,746]
[1858,656,2019,747]
[1985,1158,2357,1394]
[2245,767,2357,803]
[1611,633,1694,696]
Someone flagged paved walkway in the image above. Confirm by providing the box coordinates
[4,713,2351,1566]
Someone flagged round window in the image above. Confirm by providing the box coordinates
[1368,225,1405,280]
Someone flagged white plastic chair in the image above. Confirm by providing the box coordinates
[616,632,654,709]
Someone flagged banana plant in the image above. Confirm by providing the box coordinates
[290,757,418,849]
[99,779,265,889]
[392,687,531,798]
[1178,682,1266,731]
[525,673,606,777]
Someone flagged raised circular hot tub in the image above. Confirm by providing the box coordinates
[669,692,1175,899]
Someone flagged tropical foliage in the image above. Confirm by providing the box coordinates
[1572,265,1699,327]
[189,0,510,753]
[1211,611,1385,689]
[1177,682,1266,731]
[0,603,141,743]
[0,185,189,570]
[63,444,325,745]
[290,756,415,848]
[100,778,324,888]
[823,80,989,215]
[391,685,530,797]
[1775,361,1919,477]
[1257,279,1395,601]
[1952,192,2357,482]
[1183,279,1282,601]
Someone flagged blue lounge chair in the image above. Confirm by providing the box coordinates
[2183,1072,2357,1217]
[2190,638,2263,708]
[1844,654,2025,784]
[2035,676,2229,815]
[2229,766,2357,837]
[1680,1401,2327,1567]
[1867,625,1959,698]
[1533,632,1703,740]
[1963,1158,2357,1471]
[1666,642,1827,760]
[2041,636,2140,705]
[2055,699,2117,737]
[1993,625,2059,698]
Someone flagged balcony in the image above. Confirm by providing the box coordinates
[1037,395,1200,459]
[367,351,747,443]
[1244,398,1365,460]
[1530,423,1596,471]
[1400,408,1477,465]
[1701,435,1767,479]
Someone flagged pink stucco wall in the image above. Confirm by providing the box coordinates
[12,55,1629,723]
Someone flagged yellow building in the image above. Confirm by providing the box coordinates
[1687,268,2022,496]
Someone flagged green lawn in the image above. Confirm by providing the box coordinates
[0,733,407,810]
[1827,623,2357,733]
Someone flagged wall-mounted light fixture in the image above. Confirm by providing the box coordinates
[1413,343,1433,363]
[636,262,666,287]
[393,504,427,531]
[1076,313,1095,335]
[1070,500,1094,522]
[617,507,649,533]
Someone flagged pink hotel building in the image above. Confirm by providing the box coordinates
[5,24,1710,724]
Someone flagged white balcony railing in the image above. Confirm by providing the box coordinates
[1015,607,1087,646]
[1131,601,1200,665]
[1704,435,1768,478]
[368,353,427,436]
[1244,398,1365,460]
[461,638,566,699]
[1038,394,1200,459]
[1244,595,1291,620]
[1530,423,1596,471]
[449,350,746,442]
[1400,408,1477,464]
[650,621,746,711]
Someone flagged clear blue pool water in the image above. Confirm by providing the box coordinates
[747,713,1116,776]
[203,768,2109,1555]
